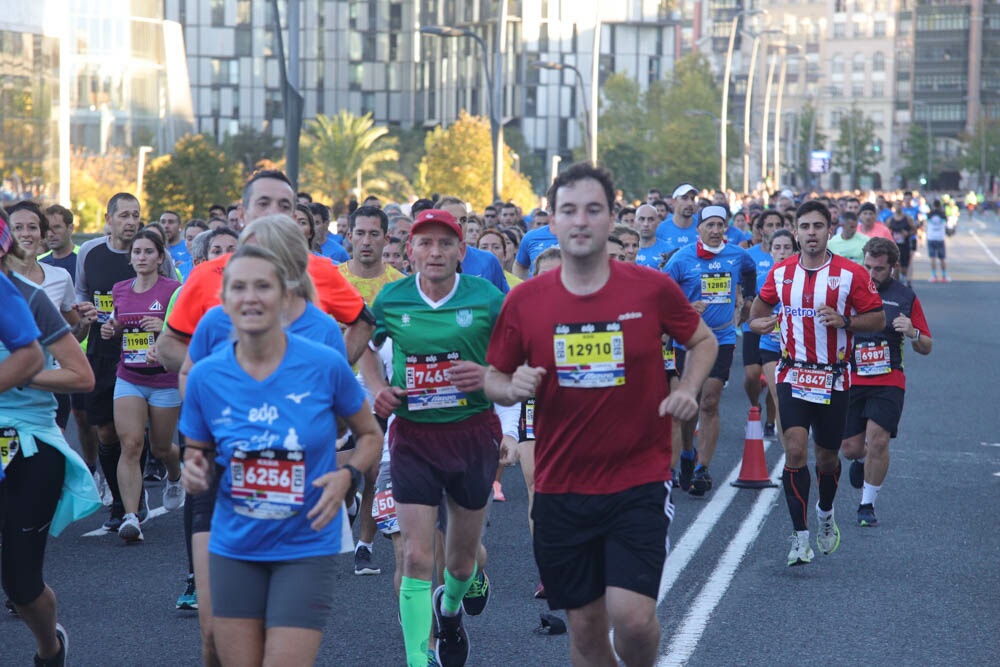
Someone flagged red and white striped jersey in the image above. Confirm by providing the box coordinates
[759,251,882,390]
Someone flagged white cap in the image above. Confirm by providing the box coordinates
[672,183,697,199]
[779,189,794,200]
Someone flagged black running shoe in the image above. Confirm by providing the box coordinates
[857,503,879,527]
[849,460,865,489]
[354,545,381,576]
[433,585,470,667]
[679,451,697,492]
[462,570,490,616]
[689,467,713,497]
[763,423,776,438]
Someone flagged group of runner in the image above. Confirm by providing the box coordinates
[1,165,939,667]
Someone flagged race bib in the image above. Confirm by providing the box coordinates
[554,322,625,388]
[371,486,398,534]
[229,449,306,520]
[524,398,535,439]
[788,367,834,405]
[1,427,20,471]
[405,352,467,411]
[662,342,676,372]
[94,292,114,323]
[855,341,891,376]
[122,327,155,366]
[700,272,732,304]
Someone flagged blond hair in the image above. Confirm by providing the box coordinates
[239,214,316,303]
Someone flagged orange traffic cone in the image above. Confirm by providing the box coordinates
[731,406,777,489]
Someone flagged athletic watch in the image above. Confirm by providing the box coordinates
[341,464,364,498]
[909,328,921,341]
[841,314,852,330]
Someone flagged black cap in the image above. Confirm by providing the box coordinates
[859,203,877,214]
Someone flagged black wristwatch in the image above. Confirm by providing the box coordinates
[841,314,852,330]
[342,464,364,498]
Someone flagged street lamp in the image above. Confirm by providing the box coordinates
[532,61,596,166]
[741,29,782,194]
[912,100,933,187]
[772,44,799,190]
[136,145,154,204]
[421,9,508,201]
[721,9,766,193]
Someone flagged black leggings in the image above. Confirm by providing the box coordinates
[1,440,65,605]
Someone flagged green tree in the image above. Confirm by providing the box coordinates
[69,149,139,232]
[504,127,547,195]
[143,134,243,220]
[900,123,931,187]
[387,124,429,191]
[794,102,826,189]
[419,111,535,211]
[831,104,879,190]
[222,126,283,176]
[300,111,409,210]
[959,117,1000,191]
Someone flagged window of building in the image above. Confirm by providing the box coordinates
[265,90,282,119]
[873,52,886,72]
[853,20,866,37]
[362,92,375,116]
[833,22,846,38]
[211,0,225,27]
[237,0,251,26]
[851,83,864,97]
[390,3,403,31]
[853,54,865,73]
[235,27,252,57]
[873,21,886,37]
[872,82,885,97]
[832,54,845,74]
[350,64,363,91]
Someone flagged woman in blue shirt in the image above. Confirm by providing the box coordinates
[180,244,381,666]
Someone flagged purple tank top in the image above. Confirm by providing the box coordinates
[111,276,181,388]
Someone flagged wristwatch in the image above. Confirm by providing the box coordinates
[841,314,852,330]
[909,329,921,341]
[342,464,364,498]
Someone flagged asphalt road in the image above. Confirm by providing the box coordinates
[3,211,998,666]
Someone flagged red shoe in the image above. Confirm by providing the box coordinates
[492,480,506,502]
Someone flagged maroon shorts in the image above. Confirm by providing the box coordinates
[388,410,501,510]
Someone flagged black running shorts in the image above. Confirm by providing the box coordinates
[742,332,763,367]
[777,383,850,450]
[896,242,911,269]
[676,344,735,383]
[532,482,672,611]
[388,410,500,511]
[83,355,119,426]
[188,464,223,534]
[210,553,337,629]
[843,385,905,439]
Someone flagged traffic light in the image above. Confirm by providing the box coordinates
[873,138,882,154]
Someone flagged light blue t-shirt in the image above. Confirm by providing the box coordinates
[180,333,365,561]
[515,226,560,274]
[665,243,756,346]
[635,239,674,269]
[462,246,509,293]
[188,302,347,364]
[725,226,753,246]
[742,244,775,332]
[756,271,782,353]
[319,237,349,264]
[656,214,700,252]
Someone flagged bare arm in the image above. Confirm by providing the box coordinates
[156,327,190,373]
[178,352,194,399]
[342,320,375,366]
[484,364,546,407]
[662,320,718,421]
[28,332,95,393]
[513,261,529,279]
[818,306,885,334]
[0,341,44,393]
[749,295,776,321]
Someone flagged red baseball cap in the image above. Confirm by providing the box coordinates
[410,209,463,241]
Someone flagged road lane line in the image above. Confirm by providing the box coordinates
[657,456,785,667]
[969,230,1000,267]
[656,440,775,605]
[82,505,169,537]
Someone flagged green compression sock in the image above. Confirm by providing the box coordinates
[400,576,432,667]
[442,563,478,616]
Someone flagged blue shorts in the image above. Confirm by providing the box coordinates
[113,377,182,408]
[927,240,945,259]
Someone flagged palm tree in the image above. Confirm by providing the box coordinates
[300,111,408,208]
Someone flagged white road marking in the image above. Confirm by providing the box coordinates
[657,456,785,667]
[969,230,1000,267]
[993,472,1000,478]
[82,506,169,537]
[980,442,1000,448]
[656,440,775,605]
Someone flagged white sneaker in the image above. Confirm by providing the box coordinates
[118,513,143,543]
[162,477,185,511]
[787,532,814,567]
[94,470,112,507]
[816,509,841,555]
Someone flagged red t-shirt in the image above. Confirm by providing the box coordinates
[758,251,883,390]
[486,262,702,495]
[167,253,365,337]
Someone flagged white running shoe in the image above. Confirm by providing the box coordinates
[94,471,112,507]
[816,509,841,555]
[786,532,814,567]
[118,513,143,543]
[162,478,185,511]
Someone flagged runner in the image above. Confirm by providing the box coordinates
[99,230,183,542]
[427,197,509,293]
[749,200,885,566]
[828,211,870,265]
[161,211,189,265]
[180,244,381,667]
[840,237,932,527]
[925,199,950,282]
[656,183,700,251]
[363,209,505,667]
[1,214,100,667]
[75,192,148,531]
[858,203,893,241]
[886,203,917,283]
[513,208,559,278]
[665,205,756,495]
[485,163,717,667]
[634,204,673,269]
[478,229,523,288]
[40,205,81,281]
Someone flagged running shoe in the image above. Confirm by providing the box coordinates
[118,513,144,543]
[5,597,17,615]
[786,532,814,567]
[163,477,185,511]
[816,509,841,555]
[143,457,166,482]
[433,585,470,667]
[679,451,697,492]
[137,488,150,524]
[426,650,440,666]
[34,622,68,667]
[689,467,713,497]
[492,480,506,502]
[763,423,776,438]
[354,545,381,576]
[462,569,490,616]
[857,503,879,528]
[533,582,546,599]
[93,470,112,507]
[849,459,865,490]
[103,502,124,532]
[176,575,198,610]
